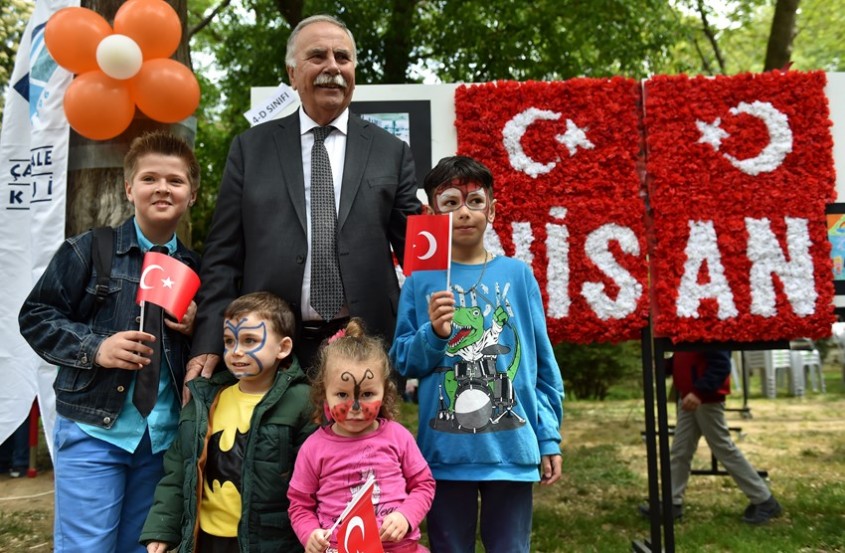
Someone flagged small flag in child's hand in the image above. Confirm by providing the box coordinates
[403,214,451,276]
[337,478,384,553]
[135,252,200,322]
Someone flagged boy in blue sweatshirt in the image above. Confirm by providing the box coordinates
[390,156,564,553]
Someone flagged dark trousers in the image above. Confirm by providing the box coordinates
[296,317,350,379]
[197,530,239,553]
[426,480,533,553]
[0,416,29,470]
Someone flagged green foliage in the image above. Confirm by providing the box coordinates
[662,0,845,75]
[415,0,684,81]
[174,0,845,250]
[0,0,33,122]
[554,341,642,400]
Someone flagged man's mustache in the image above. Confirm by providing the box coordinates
[314,73,348,89]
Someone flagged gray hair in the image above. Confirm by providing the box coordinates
[285,14,357,68]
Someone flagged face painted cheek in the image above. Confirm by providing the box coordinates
[331,400,353,423]
[359,401,382,423]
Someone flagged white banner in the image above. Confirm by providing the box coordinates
[0,0,76,454]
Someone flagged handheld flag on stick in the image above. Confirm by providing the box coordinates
[404,213,452,287]
[328,476,384,553]
[135,251,200,322]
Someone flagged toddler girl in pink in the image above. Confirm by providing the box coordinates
[287,318,435,553]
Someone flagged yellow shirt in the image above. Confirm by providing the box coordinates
[199,385,264,536]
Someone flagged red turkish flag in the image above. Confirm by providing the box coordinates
[135,252,200,322]
[337,479,383,553]
[645,71,836,342]
[455,79,649,344]
[403,214,451,276]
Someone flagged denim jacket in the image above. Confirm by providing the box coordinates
[19,217,200,428]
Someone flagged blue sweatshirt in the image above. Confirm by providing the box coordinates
[390,255,564,482]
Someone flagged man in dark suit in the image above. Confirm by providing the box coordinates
[188,14,421,381]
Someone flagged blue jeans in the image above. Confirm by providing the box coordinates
[426,480,533,553]
[53,416,165,553]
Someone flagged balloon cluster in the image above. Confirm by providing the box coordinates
[45,0,200,141]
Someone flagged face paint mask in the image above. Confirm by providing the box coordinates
[329,368,382,424]
[433,184,489,214]
[224,318,269,378]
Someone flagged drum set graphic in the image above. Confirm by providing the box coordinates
[430,355,525,434]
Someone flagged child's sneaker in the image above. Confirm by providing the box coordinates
[742,496,782,524]
[9,466,25,478]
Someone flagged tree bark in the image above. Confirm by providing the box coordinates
[67,1,193,241]
[383,0,419,83]
[275,0,303,30]
[764,0,800,71]
[697,0,725,74]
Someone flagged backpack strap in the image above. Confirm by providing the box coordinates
[91,226,115,308]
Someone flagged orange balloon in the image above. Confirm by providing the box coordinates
[114,0,181,60]
[64,72,135,140]
[45,7,112,74]
[130,59,200,123]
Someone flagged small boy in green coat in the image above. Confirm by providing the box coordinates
[141,292,316,553]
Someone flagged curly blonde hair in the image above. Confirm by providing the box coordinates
[309,318,398,424]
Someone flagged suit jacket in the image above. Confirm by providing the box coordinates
[193,110,421,356]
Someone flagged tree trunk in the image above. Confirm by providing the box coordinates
[764,0,800,71]
[66,0,194,241]
[275,0,303,29]
[383,0,418,83]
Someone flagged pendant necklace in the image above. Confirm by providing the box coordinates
[457,249,491,295]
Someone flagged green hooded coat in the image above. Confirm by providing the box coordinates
[140,360,316,552]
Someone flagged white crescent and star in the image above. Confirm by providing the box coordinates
[416,231,437,260]
[343,516,366,552]
[140,264,175,290]
[503,107,594,178]
[500,100,791,180]
[696,100,793,176]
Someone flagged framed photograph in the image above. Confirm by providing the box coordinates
[350,100,432,187]
[826,203,845,294]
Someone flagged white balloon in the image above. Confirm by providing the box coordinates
[96,34,143,80]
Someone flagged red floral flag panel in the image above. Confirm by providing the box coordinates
[135,252,200,322]
[455,79,649,343]
[645,71,836,342]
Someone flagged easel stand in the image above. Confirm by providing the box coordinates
[632,325,787,553]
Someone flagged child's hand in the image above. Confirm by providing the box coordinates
[379,511,410,542]
[146,541,169,553]
[540,454,562,486]
[305,528,330,553]
[428,290,455,339]
[94,330,155,370]
[165,301,196,336]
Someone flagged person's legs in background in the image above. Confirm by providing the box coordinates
[670,405,703,508]
[0,416,31,478]
[696,402,781,523]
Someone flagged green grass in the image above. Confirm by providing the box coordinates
[0,510,51,551]
[1,367,843,552]
[404,366,845,552]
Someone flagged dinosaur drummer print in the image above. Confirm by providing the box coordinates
[430,292,526,434]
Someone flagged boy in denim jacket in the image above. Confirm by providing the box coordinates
[19,131,200,553]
